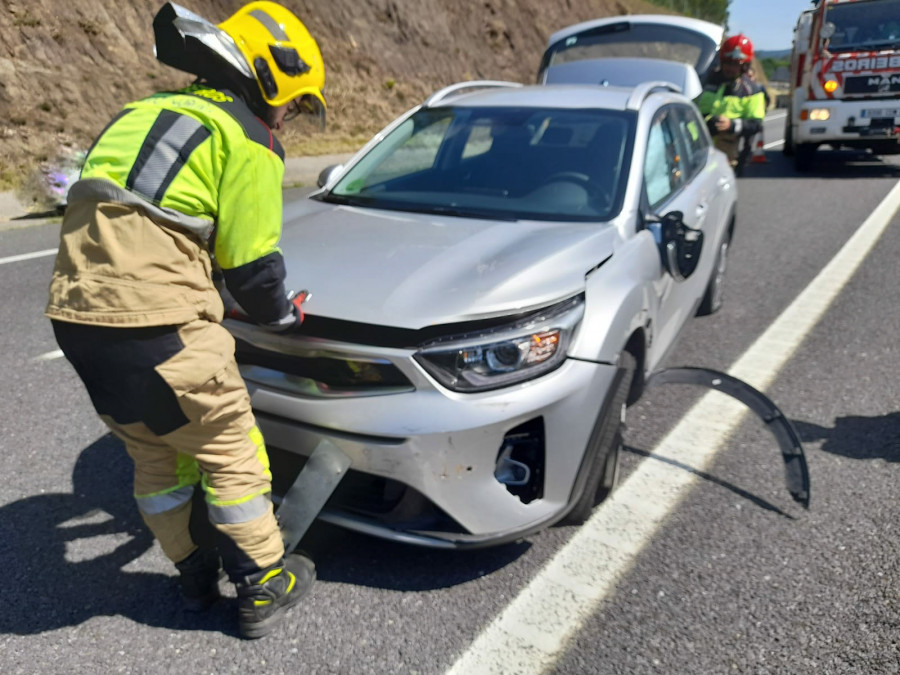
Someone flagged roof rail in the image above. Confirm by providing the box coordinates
[424,80,522,108]
[625,81,682,110]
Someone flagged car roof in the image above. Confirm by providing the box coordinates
[424,79,689,113]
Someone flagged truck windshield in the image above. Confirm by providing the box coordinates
[824,0,900,52]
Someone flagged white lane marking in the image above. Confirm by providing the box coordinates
[32,349,64,362]
[764,139,785,149]
[446,179,900,675]
[0,248,58,265]
[766,111,788,122]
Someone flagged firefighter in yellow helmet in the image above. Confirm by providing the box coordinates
[46,2,325,639]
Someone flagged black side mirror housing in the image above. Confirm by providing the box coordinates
[649,210,704,281]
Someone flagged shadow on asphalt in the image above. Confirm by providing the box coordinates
[792,414,900,462]
[739,148,900,181]
[622,445,798,519]
[0,433,530,637]
[302,521,531,591]
[0,433,239,636]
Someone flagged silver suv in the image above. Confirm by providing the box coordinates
[227,58,737,548]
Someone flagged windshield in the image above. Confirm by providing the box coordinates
[319,106,635,222]
[824,0,900,52]
[538,22,719,82]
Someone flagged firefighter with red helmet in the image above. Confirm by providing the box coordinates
[697,34,767,175]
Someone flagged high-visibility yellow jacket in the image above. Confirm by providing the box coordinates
[47,84,293,327]
[696,72,766,139]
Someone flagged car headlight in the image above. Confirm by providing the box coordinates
[413,297,584,392]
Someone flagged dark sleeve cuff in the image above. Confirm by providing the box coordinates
[741,118,763,138]
[222,251,292,325]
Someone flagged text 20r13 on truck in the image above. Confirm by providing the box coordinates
[784,0,900,171]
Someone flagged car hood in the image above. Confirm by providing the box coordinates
[278,199,620,329]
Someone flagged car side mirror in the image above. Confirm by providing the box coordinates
[317,164,344,188]
[650,210,704,281]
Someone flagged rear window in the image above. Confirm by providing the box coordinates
[538,22,719,82]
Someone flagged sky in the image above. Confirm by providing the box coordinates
[727,0,818,52]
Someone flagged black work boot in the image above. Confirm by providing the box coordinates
[175,548,223,612]
[236,553,315,639]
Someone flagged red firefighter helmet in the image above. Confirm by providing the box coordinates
[720,34,754,64]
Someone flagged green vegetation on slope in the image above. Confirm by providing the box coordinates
[760,57,790,79]
[647,0,728,25]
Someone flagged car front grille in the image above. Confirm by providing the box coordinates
[235,337,414,397]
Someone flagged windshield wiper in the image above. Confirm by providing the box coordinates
[315,192,379,207]
[414,204,519,222]
[857,40,900,51]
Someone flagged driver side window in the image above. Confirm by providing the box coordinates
[643,110,686,209]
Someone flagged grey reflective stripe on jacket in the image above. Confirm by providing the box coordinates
[135,484,195,515]
[126,110,212,204]
[67,178,215,241]
[207,493,272,525]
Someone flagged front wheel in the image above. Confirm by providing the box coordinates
[696,231,731,316]
[783,116,794,156]
[562,352,636,525]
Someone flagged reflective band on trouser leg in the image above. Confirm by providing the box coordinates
[135,484,195,515]
[100,415,202,565]
[206,492,271,524]
[161,339,285,578]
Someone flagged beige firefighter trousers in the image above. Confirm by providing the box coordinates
[95,320,285,575]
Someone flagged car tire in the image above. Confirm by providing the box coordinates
[696,231,731,317]
[782,115,794,156]
[794,143,816,172]
[562,351,636,526]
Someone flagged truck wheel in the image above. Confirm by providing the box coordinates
[794,143,816,172]
[696,231,731,316]
[782,116,794,156]
[562,352,636,525]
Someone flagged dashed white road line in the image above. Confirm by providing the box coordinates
[0,248,58,266]
[446,179,900,674]
[32,349,64,363]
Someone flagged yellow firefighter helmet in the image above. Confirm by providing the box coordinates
[219,2,326,111]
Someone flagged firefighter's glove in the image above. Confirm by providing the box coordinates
[263,289,310,333]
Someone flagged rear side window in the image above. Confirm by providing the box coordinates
[643,109,685,208]
[674,105,710,179]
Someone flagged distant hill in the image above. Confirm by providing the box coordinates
[756,49,792,60]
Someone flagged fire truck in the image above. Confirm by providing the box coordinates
[783,0,900,171]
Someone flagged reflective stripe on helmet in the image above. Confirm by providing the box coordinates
[248,8,288,41]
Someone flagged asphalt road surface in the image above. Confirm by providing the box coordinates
[1,113,899,675]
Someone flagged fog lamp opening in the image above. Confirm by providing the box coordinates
[494,418,545,504]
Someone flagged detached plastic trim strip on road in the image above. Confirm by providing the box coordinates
[446,179,900,675]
